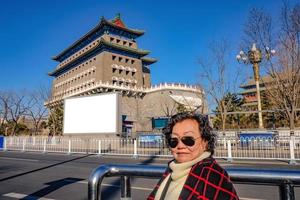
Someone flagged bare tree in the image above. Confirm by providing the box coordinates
[26,88,49,135]
[160,89,205,117]
[266,2,300,130]
[243,2,300,130]
[160,96,177,117]
[243,7,274,50]
[0,91,10,135]
[198,39,243,131]
[7,92,30,135]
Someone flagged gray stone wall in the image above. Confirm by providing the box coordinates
[119,88,206,133]
[95,53,105,81]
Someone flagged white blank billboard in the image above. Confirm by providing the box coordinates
[63,93,121,134]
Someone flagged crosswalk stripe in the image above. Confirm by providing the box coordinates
[3,192,55,200]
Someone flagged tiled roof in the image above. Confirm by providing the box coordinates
[52,16,144,61]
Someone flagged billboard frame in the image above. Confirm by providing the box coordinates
[63,92,121,135]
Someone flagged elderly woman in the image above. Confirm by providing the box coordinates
[148,112,239,200]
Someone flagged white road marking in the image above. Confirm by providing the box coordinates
[0,156,39,162]
[64,179,152,191]
[3,192,55,200]
[102,183,153,191]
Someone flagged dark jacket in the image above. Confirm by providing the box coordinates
[147,157,239,200]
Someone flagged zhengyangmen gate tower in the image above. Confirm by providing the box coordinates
[47,14,206,135]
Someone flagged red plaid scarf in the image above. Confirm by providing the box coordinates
[147,157,239,200]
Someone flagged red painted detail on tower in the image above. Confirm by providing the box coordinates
[113,19,126,28]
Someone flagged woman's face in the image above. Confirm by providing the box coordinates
[170,119,208,163]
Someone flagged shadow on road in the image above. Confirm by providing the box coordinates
[0,154,92,182]
[20,177,84,200]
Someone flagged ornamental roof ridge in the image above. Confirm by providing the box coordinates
[110,13,126,28]
[99,18,145,36]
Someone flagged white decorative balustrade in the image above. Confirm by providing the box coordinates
[145,83,203,94]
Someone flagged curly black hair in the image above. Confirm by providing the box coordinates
[162,112,216,155]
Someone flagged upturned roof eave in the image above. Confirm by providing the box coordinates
[141,57,158,64]
[52,18,145,61]
[102,39,150,56]
[239,87,266,95]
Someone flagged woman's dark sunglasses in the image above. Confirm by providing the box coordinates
[168,136,200,148]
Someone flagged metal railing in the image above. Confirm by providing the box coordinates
[2,136,300,162]
[88,164,300,200]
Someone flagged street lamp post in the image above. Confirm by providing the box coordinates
[236,43,275,129]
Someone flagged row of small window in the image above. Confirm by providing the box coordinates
[112,76,137,83]
[112,80,137,87]
[55,68,96,89]
[109,37,133,47]
[59,40,100,67]
[112,55,135,64]
[112,68,136,76]
[54,81,96,97]
[57,57,97,80]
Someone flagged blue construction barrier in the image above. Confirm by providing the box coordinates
[0,136,3,150]
[137,133,164,148]
[238,132,277,148]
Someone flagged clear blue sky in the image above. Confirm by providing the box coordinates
[0,0,295,91]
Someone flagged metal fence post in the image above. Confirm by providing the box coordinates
[3,137,7,151]
[223,138,227,149]
[43,139,47,153]
[68,139,71,154]
[98,140,102,156]
[133,139,138,159]
[120,176,131,200]
[280,181,295,200]
[227,140,233,162]
[88,165,111,200]
[22,138,26,152]
[85,138,90,154]
[289,136,296,165]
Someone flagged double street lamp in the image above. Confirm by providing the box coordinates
[236,43,275,129]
